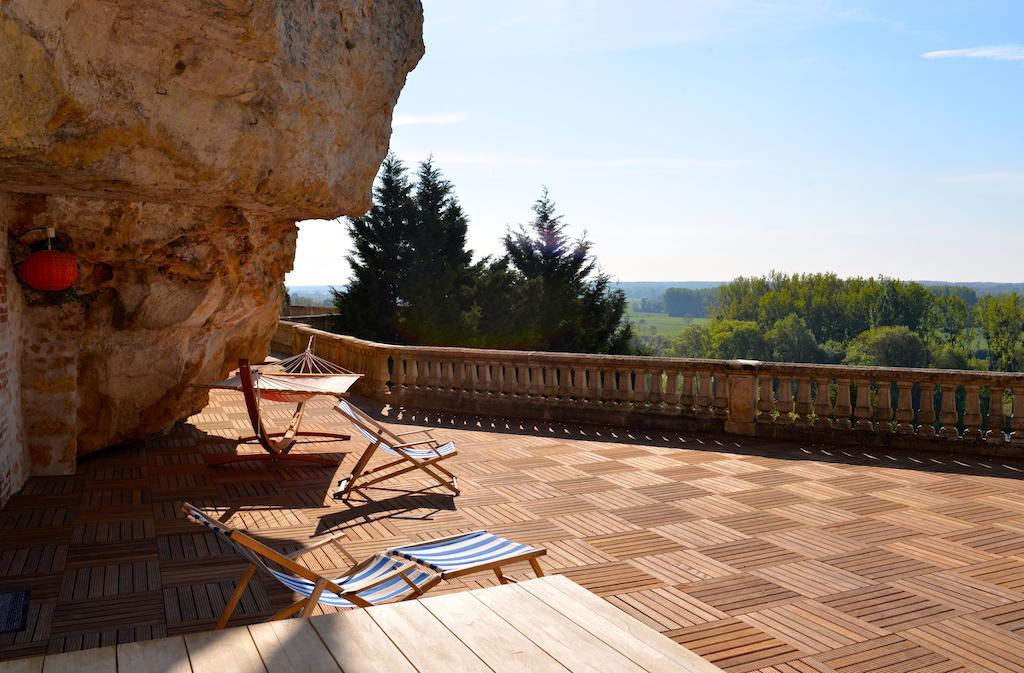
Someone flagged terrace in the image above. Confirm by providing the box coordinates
[0,324,1022,671]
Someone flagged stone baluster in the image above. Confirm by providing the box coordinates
[557,365,572,399]
[962,384,982,439]
[918,384,937,437]
[651,366,667,403]
[681,372,696,415]
[465,360,479,396]
[696,371,713,415]
[613,368,629,406]
[813,377,833,428]
[987,385,1006,443]
[712,373,730,418]
[852,379,873,431]
[374,348,392,398]
[938,382,959,439]
[632,368,650,407]
[1010,386,1024,444]
[537,365,552,398]
[601,368,615,405]
[833,378,852,430]
[412,357,426,389]
[391,355,407,394]
[586,367,601,406]
[775,376,793,425]
[527,364,542,398]
[894,380,915,434]
[874,381,893,433]
[515,362,527,396]
[664,370,680,410]
[757,375,774,424]
[793,376,812,427]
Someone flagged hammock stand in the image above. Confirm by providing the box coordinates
[205,338,361,467]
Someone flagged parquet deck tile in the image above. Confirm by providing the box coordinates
[820,584,960,631]
[975,601,1024,635]
[681,574,802,614]
[943,526,1024,556]
[881,537,1001,569]
[740,600,886,655]
[629,549,735,584]
[0,390,1022,668]
[761,528,862,558]
[903,616,1024,673]
[607,586,727,630]
[751,561,873,598]
[814,634,967,673]
[611,502,694,527]
[698,539,807,570]
[667,617,806,673]
[822,548,941,581]
[892,571,1023,611]
[714,512,804,536]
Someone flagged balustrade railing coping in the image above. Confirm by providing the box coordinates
[278,322,1024,384]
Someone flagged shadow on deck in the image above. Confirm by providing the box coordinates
[0,390,1022,671]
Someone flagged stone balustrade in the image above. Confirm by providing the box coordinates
[271,321,1024,457]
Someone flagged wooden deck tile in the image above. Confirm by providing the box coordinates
[0,390,1022,670]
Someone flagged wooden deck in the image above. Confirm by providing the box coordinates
[1,390,1023,672]
[0,576,723,673]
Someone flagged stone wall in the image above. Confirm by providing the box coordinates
[0,206,27,503]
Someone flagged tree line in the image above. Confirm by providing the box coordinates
[644,272,1024,372]
[330,155,633,354]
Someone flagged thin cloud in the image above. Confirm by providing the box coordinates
[941,172,1024,184]
[393,113,470,127]
[410,153,749,170]
[923,45,1024,61]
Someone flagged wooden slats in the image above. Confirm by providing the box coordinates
[0,389,1023,672]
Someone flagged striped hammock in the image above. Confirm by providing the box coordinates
[207,337,361,402]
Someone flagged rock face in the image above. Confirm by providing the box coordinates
[0,1,423,487]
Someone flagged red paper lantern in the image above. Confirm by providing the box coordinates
[19,250,78,291]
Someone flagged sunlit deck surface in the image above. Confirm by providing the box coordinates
[2,391,1024,672]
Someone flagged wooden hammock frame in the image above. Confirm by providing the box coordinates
[206,359,351,467]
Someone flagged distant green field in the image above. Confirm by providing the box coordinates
[626,310,709,337]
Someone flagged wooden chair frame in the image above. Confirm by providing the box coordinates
[389,530,547,585]
[207,359,350,467]
[333,400,459,499]
[180,502,439,628]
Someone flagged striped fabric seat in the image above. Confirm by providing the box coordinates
[346,419,454,463]
[391,530,540,575]
[268,554,435,608]
[184,505,436,615]
[339,400,457,460]
[334,399,460,498]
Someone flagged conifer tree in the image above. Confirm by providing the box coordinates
[400,158,474,344]
[498,188,634,353]
[331,153,414,342]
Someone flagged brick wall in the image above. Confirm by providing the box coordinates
[0,198,28,506]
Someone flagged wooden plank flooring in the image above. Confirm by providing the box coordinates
[0,391,1023,672]
[0,576,721,673]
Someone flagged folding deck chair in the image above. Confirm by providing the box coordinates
[390,530,547,585]
[333,399,460,499]
[181,502,440,627]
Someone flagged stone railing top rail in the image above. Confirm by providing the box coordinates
[280,322,1024,385]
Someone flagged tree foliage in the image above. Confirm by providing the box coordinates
[333,163,633,354]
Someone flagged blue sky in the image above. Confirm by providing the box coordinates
[287,1,1024,286]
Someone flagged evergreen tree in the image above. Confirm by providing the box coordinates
[331,154,414,342]
[400,158,474,344]
[500,188,633,353]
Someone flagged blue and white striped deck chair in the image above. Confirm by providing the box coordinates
[390,530,546,584]
[333,399,459,499]
[181,502,440,628]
